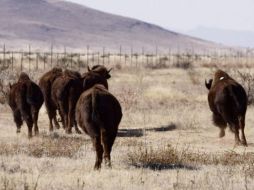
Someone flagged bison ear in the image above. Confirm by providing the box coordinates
[205,79,213,90]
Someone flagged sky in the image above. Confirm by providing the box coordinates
[66,0,254,47]
[66,0,254,32]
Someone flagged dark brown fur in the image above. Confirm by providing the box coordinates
[39,67,63,131]
[88,65,112,79]
[76,73,122,169]
[8,72,44,138]
[51,69,83,134]
[205,70,248,146]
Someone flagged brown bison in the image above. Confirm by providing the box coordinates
[51,69,82,134]
[8,72,44,138]
[76,71,122,169]
[205,70,248,146]
[39,67,63,131]
[51,66,112,134]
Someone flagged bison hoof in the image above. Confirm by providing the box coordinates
[55,124,60,129]
[219,129,225,138]
[94,164,101,170]
[66,129,72,134]
[16,129,21,133]
[75,128,82,134]
[241,141,248,147]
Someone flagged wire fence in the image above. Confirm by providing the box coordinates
[1,45,254,72]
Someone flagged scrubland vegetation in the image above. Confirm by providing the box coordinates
[0,51,254,189]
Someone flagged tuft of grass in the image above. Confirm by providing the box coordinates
[0,134,87,158]
[127,144,254,170]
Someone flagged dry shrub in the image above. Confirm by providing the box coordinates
[172,61,192,70]
[117,87,139,110]
[0,134,86,158]
[236,70,254,105]
[127,144,254,170]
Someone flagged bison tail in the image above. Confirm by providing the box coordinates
[26,82,44,106]
[59,80,72,101]
[91,91,100,124]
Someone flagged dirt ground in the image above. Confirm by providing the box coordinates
[0,66,254,190]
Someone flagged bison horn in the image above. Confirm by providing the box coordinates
[205,79,213,90]
[107,68,113,73]
[8,82,12,89]
[87,66,91,72]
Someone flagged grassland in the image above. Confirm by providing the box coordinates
[0,56,254,190]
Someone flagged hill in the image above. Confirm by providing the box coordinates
[0,0,223,52]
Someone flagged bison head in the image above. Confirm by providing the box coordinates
[88,65,112,79]
[83,71,108,91]
[18,72,30,82]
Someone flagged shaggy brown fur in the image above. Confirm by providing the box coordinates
[51,69,82,134]
[76,73,122,169]
[205,70,248,146]
[8,72,44,138]
[39,67,63,131]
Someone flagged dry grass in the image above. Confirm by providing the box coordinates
[0,133,86,158]
[127,144,254,170]
[1,57,254,189]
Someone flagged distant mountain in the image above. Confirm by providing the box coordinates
[186,26,254,48]
[0,0,224,52]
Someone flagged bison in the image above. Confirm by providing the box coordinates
[51,66,112,134]
[76,71,122,169]
[205,69,248,146]
[39,67,63,131]
[51,69,82,134]
[8,72,44,138]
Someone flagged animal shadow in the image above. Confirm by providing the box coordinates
[148,123,177,132]
[132,163,197,171]
[117,128,144,137]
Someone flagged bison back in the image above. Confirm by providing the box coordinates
[214,83,247,117]
[91,89,122,131]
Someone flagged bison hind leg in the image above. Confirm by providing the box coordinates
[14,110,23,133]
[239,116,247,146]
[92,137,103,170]
[31,106,39,136]
[213,113,227,138]
[101,129,117,168]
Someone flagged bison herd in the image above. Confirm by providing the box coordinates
[6,67,249,169]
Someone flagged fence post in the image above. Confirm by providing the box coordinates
[56,53,59,66]
[3,44,5,68]
[130,46,133,66]
[36,52,39,70]
[78,53,81,71]
[20,51,23,71]
[28,45,31,72]
[43,53,46,70]
[102,47,105,65]
[87,45,89,66]
[141,47,145,67]
[11,51,14,71]
[50,44,53,68]
[97,52,100,65]
[119,45,122,65]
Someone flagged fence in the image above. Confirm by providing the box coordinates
[0,45,254,72]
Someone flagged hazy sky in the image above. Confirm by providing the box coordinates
[66,0,254,32]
